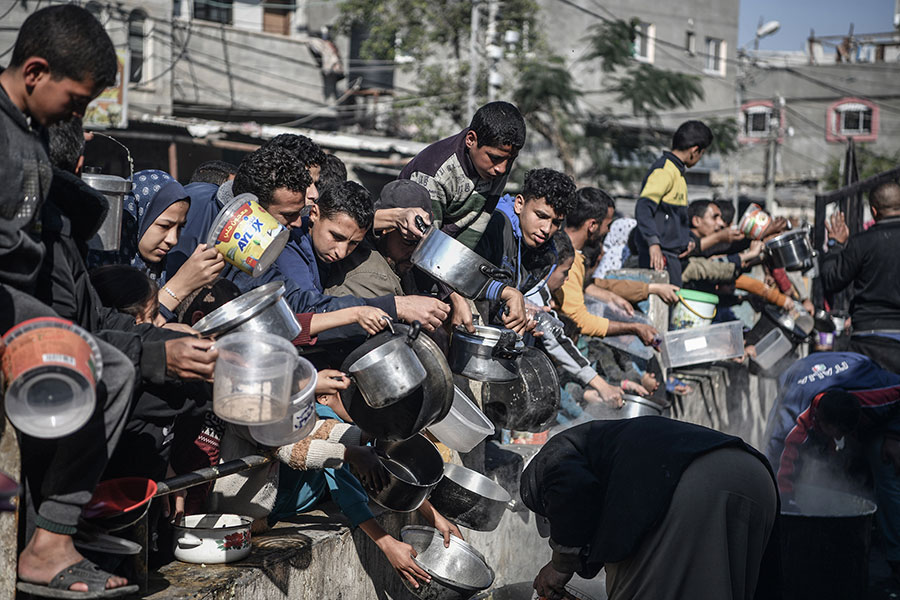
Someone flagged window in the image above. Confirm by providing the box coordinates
[685,31,695,56]
[263,5,291,35]
[744,105,772,137]
[128,11,146,84]
[827,98,879,142]
[633,22,655,63]
[193,0,232,25]
[705,37,726,76]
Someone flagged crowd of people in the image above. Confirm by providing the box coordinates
[5,4,900,600]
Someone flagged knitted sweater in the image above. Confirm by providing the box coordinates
[209,416,363,520]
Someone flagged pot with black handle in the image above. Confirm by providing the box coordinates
[348,319,426,408]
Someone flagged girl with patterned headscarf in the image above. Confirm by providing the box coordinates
[90,169,224,323]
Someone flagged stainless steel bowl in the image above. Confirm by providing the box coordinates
[620,394,669,419]
[193,281,300,340]
[364,434,444,512]
[428,463,511,532]
[400,525,495,600]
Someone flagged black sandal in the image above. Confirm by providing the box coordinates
[17,558,139,599]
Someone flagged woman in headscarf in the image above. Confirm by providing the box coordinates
[522,417,780,600]
[91,169,224,322]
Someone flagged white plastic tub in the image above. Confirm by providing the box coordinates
[427,387,495,453]
[752,328,794,372]
[660,321,744,369]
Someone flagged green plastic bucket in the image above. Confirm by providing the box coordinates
[670,289,718,330]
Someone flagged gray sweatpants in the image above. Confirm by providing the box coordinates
[605,448,777,600]
[1,284,135,529]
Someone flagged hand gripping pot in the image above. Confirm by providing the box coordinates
[400,525,495,600]
[213,332,298,426]
[248,356,318,447]
[207,193,289,277]
[2,318,102,439]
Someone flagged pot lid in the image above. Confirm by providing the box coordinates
[677,289,719,305]
[193,281,285,337]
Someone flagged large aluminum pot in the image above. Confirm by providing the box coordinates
[348,320,426,408]
[766,228,814,271]
[341,324,454,441]
[428,463,511,532]
[620,394,669,419]
[363,434,444,512]
[482,347,559,432]
[400,525,495,600]
[449,325,523,383]
[82,172,130,252]
[193,282,300,341]
[411,217,511,299]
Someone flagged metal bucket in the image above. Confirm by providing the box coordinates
[781,486,877,600]
[82,172,131,252]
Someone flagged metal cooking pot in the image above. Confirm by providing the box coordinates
[449,325,523,383]
[173,514,252,564]
[620,394,669,419]
[363,434,444,512]
[193,282,300,340]
[766,228,815,271]
[428,463,512,532]
[349,320,426,408]
[400,525,495,600]
[411,216,512,299]
[82,172,131,252]
[482,347,559,432]
[762,305,812,343]
[342,324,454,441]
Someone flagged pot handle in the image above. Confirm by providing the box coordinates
[381,316,396,336]
[480,265,513,280]
[176,533,203,549]
[414,215,429,234]
[406,320,422,344]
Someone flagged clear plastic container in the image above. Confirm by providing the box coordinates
[659,321,744,369]
[2,318,102,439]
[752,328,794,372]
[248,356,318,447]
[427,386,495,453]
[213,332,296,425]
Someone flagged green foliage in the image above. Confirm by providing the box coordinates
[613,64,703,118]
[705,117,739,156]
[583,19,639,73]
[824,145,900,190]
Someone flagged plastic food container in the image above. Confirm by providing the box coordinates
[752,328,794,372]
[213,332,297,425]
[207,193,289,277]
[1,318,102,439]
[248,356,318,447]
[427,386,495,453]
[660,321,744,369]
[670,289,719,330]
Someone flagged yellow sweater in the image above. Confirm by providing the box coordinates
[555,251,610,337]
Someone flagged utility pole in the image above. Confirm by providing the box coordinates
[486,0,501,102]
[765,96,784,215]
[466,0,481,117]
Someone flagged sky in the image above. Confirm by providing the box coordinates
[738,0,897,51]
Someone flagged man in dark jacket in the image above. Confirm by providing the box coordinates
[398,101,526,249]
[634,120,712,286]
[523,417,779,600]
[821,182,900,373]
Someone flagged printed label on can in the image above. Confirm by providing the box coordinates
[212,199,286,275]
[2,326,96,388]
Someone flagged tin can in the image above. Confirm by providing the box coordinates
[207,193,289,277]
[739,203,772,240]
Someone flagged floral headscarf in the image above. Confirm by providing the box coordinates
[593,217,636,280]
[89,169,190,278]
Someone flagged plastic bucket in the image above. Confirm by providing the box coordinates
[670,289,718,330]
[781,487,877,600]
[2,318,102,439]
[248,356,318,447]
[207,193,289,277]
[427,386,495,453]
[738,202,771,240]
[212,332,297,426]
